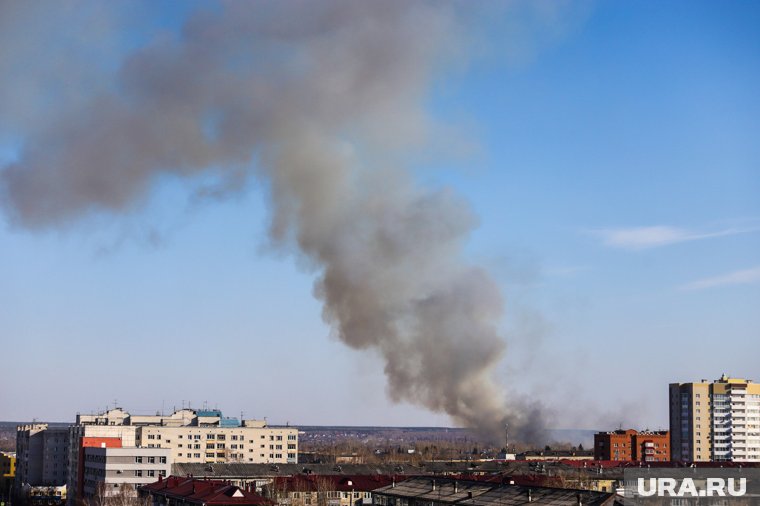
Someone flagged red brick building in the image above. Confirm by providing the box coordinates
[594,430,670,461]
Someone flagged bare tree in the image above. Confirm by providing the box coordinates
[87,483,151,506]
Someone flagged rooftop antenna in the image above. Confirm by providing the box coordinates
[505,423,509,452]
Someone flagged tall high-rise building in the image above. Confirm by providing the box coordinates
[670,375,760,462]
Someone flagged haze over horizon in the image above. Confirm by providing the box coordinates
[1,0,758,436]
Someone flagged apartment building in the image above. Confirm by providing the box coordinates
[67,408,297,504]
[15,424,70,491]
[670,374,760,462]
[81,447,170,498]
[593,429,669,461]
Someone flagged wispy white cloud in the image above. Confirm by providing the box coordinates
[592,224,759,250]
[544,265,590,278]
[681,266,760,291]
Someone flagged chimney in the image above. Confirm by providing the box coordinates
[454,481,458,494]
[576,493,582,506]
[527,489,532,503]
[391,478,395,489]
[431,480,436,491]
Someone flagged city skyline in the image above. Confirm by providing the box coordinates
[1,1,759,431]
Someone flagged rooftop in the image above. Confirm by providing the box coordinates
[141,476,272,506]
[373,477,616,506]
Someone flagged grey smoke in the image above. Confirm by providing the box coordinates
[0,0,545,443]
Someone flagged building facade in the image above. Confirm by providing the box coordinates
[82,447,171,498]
[266,475,397,506]
[15,424,70,493]
[593,429,670,461]
[670,374,760,462]
[67,408,298,504]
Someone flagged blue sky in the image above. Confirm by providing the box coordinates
[0,0,758,432]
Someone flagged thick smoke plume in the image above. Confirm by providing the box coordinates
[0,1,545,443]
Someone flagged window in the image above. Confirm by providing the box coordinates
[216,452,225,458]
[232,435,238,440]
[217,435,226,441]
[206,452,214,458]
[147,434,156,440]
[178,444,183,448]
[194,453,201,458]
[179,435,183,439]
[288,444,296,450]
[178,453,183,457]
[207,444,215,449]
[276,436,282,441]
[135,457,143,464]
[276,445,282,450]
[148,457,155,464]
[217,443,225,449]
[160,456,167,464]
[148,470,155,477]
[135,470,143,477]
[207,434,216,440]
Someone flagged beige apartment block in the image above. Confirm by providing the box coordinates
[66,407,297,506]
[670,374,760,462]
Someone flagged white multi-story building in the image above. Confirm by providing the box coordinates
[81,447,170,498]
[67,407,298,504]
[670,374,760,462]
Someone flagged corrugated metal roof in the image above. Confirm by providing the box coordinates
[374,477,615,506]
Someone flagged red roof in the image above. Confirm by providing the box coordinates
[141,476,272,506]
